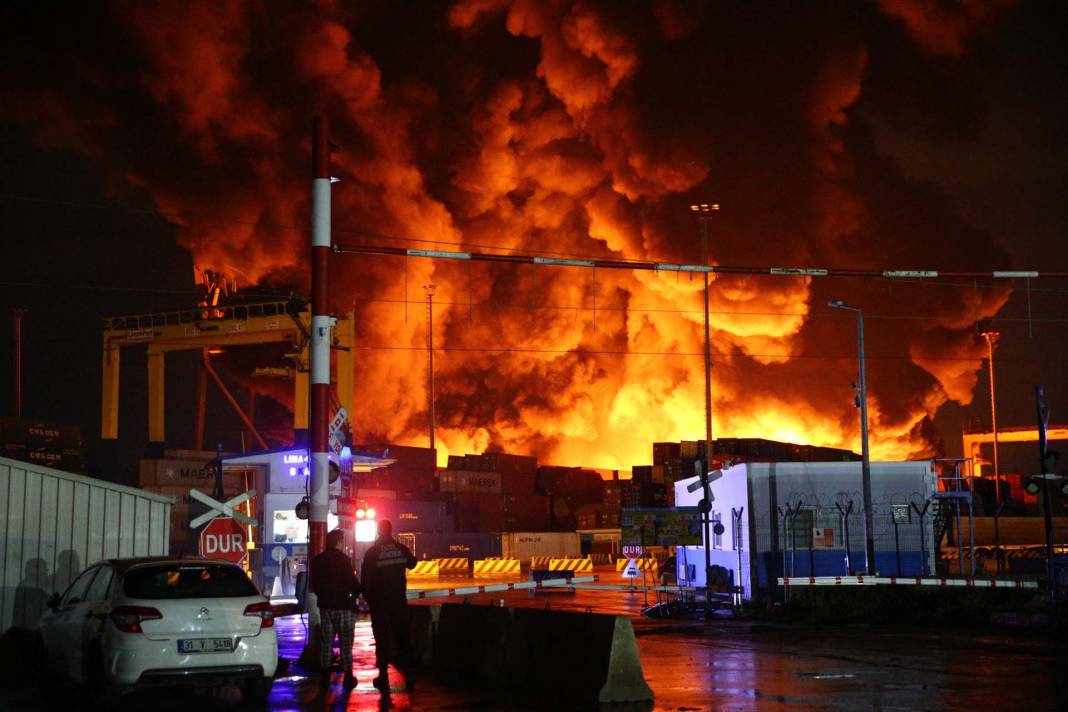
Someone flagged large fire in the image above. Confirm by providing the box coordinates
[6,0,1016,468]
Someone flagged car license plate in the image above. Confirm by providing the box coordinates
[178,638,233,654]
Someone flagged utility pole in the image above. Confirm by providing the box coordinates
[309,115,334,559]
[1034,386,1057,605]
[299,115,335,670]
[981,331,1001,507]
[13,308,28,418]
[424,284,436,451]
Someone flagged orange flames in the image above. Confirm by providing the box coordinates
[5,0,1017,468]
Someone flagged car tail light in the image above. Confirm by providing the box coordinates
[109,606,162,633]
[243,601,274,628]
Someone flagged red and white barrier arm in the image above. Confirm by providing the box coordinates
[406,575,598,600]
[570,583,700,594]
[778,576,1038,589]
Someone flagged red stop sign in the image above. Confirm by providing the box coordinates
[199,518,247,563]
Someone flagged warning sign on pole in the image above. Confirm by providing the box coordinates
[621,559,641,578]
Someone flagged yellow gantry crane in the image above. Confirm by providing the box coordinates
[101,299,355,454]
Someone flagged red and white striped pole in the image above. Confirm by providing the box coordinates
[309,115,332,559]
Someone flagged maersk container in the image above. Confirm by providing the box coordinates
[501,532,580,561]
[407,532,502,561]
[0,457,173,632]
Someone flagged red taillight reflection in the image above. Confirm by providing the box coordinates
[109,606,162,633]
[243,601,274,628]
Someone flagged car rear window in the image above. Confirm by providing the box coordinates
[123,564,259,599]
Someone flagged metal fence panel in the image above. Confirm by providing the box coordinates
[0,457,172,632]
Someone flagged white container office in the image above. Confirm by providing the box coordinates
[673,460,939,601]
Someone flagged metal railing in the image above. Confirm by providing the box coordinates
[103,299,301,332]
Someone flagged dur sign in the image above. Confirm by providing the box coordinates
[199,517,247,564]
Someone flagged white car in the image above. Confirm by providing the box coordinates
[37,557,277,704]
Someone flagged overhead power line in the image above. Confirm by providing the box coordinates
[7,191,1068,284]
[334,242,1068,280]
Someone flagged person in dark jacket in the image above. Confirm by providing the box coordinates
[360,519,416,692]
[310,528,361,687]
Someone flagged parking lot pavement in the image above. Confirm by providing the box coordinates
[6,566,1065,710]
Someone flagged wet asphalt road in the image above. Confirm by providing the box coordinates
[6,566,1066,711]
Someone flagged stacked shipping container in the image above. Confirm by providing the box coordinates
[1,417,84,473]
[354,444,436,500]
[650,438,859,493]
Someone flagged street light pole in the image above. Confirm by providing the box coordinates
[829,300,876,575]
[424,284,436,452]
[689,203,719,449]
[691,203,719,617]
[13,308,28,418]
[981,332,1001,508]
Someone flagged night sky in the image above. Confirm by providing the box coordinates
[1,0,1066,481]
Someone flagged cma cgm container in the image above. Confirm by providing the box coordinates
[405,532,502,561]
[0,457,173,632]
[501,532,580,561]
[362,499,448,533]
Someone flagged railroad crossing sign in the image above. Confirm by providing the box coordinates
[687,468,724,494]
[328,407,348,455]
[199,517,247,563]
[190,489,258,529]
[622,545,643,559]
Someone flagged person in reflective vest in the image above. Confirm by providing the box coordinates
[360,519,417,692]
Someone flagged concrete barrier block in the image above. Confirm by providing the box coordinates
[434,557,470,571]
[410,560,441,576]
[616,558,659,571]
[504,608,653,706]
[433,603,513,682]
[549,556,593,572]
[473,558,520,575]
[409,604,440,666]
[530,555,553,569]
[599,615,654,703]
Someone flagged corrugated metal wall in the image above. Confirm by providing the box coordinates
[0,457,172,632]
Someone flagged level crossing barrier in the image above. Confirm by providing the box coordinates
[778,575,1038,589]
[406,575,596,600]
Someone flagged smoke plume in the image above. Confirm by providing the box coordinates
[0,0,1018,468]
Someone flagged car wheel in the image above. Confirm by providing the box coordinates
[242,675,274,705]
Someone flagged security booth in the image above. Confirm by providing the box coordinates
[221,446,393,595]
[672,460,939,602]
